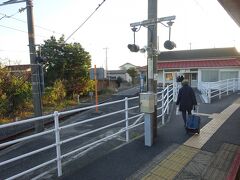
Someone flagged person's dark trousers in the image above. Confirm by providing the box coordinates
[181,109,192,126]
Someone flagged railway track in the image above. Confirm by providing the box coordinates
[0,108,89,151]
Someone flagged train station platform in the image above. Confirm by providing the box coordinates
[57,93,240,179]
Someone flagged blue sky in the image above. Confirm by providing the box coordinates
[0,0,240,69]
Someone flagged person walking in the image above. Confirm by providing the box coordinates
[176,80,197,127]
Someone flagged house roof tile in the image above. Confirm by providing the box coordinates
[158,47,240,61]
[157,58,240,69]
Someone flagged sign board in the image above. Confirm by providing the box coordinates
[90,68,105,80]
[89,92,93,96]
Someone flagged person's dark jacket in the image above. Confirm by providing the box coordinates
[176,84,197,111]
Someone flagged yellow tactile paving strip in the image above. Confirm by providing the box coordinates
[141,99,240,180]
[184,103,240,149]
[142,145,199,180]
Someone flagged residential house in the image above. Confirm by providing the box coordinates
[107,63,143,83]
[119,63,138,71]
[5,65,32,81]
[107,70,131,82]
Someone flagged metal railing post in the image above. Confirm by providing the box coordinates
[219,84,221,99]
[125,97,129,142]
[208,83,211,103]
[162,92,165,124]
[227,79,229,95]
[167,86,170,114]
[54,111,62,177]
[173,82,176,102]
[233,79,236,92]
[237,78,240,91]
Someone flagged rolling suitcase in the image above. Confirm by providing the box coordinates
[186,114,201,134]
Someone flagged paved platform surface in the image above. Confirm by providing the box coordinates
[57,93,240,180]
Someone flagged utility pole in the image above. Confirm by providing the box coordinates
[26,0,44,132]
[0,0,44,132]
[129,3,176,146]
[147,0,158,143]
[129,14,176,146]
[103,47,110,86]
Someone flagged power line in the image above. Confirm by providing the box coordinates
[0,6,26,20]
[0,24,27,33]
[191,0,207,13]
[0,48,28,53]
[0,12,63,35]
[0,24,48,38]
[0,1,107,42]
[65,0,106,42]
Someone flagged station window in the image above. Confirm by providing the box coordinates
[220,71,238,80]
[202,70,218,82]
[192,73,197,80]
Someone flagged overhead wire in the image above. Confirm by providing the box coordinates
[0,0,107,54]
[0,24,48,38]
[0,12,63,35]
[0,6,26,20]
[65,0,106,42]
[0,0,107,42]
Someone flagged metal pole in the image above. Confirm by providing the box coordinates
[227,79,229,95]
[144,113,153,146]
[103,47,110,86]
[167,86,170,114]
[147,0,158,143]
[208,83,211,103]
[94,65,98,112]
[161,92,165,124]
[125,97,129,142]
[54,111,62,177]
[26,0,44,132]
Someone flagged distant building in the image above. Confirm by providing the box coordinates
[118,62,146,83]
[107,70,131,82]
[119,63,138,71]
[5,65,32,80]
[156,47,240,88]
[6,64,31,74]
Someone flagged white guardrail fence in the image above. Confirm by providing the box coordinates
[0,84,175,179]
[198,78,240,103]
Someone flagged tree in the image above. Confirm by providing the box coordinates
[0,65,32,117]
[127,67,138,85]
[116,76,122,88]
[42,79,66,107]
[40,36,91,97]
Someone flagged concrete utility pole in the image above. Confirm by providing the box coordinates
[26,0,44,132]
[0,0,44,132]
[103,47,108,78]
[147,0,158,143]
[103,47,110,85]
[129,3,175,146]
